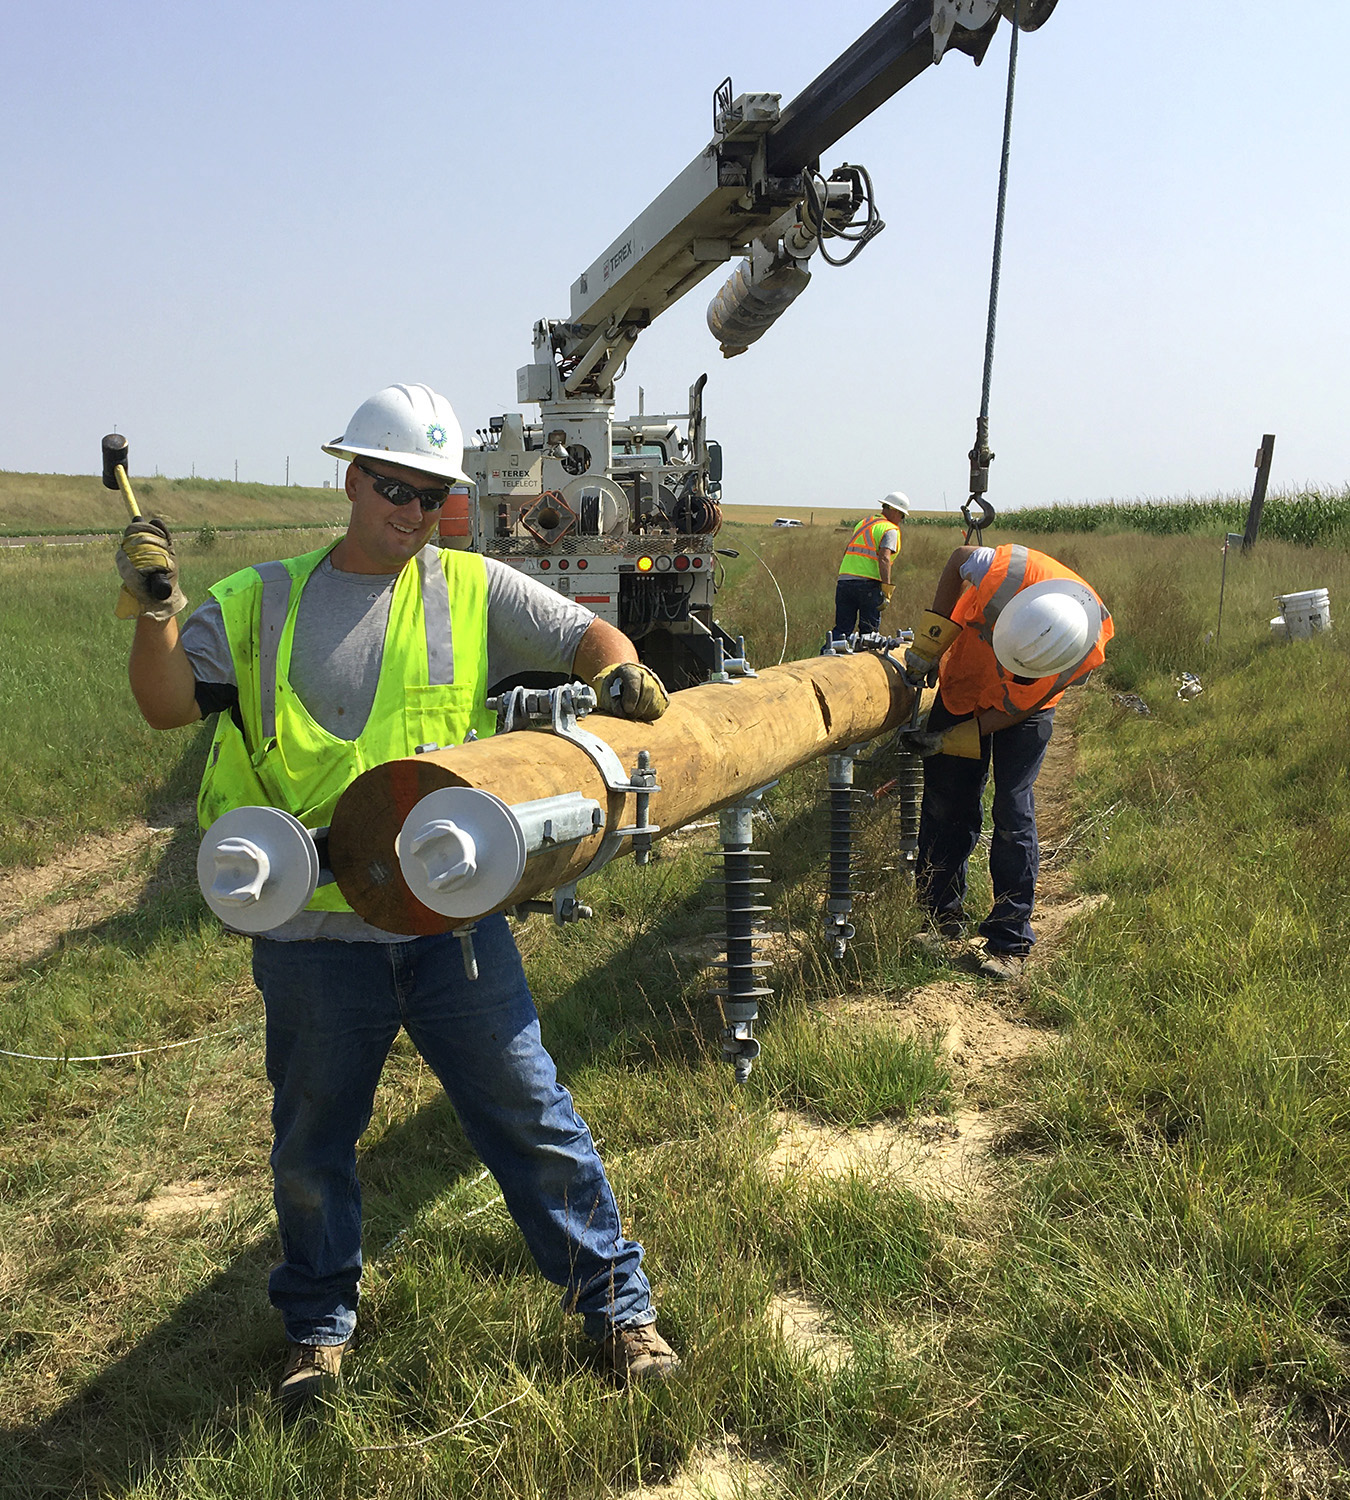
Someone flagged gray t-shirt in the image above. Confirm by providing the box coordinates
[182,548,595,942]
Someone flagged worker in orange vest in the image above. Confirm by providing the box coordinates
[831,492,909,643]
[897,543,1113,980]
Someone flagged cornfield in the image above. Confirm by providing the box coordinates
[909,487,1350,548]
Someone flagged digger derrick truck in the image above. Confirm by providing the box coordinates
[458,0,1058,688]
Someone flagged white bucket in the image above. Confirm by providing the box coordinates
[1269,615,1290,641]
[1276,588,1332,640]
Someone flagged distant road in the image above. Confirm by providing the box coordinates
[0,533,113,547]
[1,525,341,549]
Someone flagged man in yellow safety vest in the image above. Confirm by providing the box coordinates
[832,491,909,643]
[117,383,679,1412]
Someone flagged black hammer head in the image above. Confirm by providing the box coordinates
[101,433,129,490]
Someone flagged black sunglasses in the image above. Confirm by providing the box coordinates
[355,460,451,511]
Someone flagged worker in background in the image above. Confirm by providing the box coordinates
[898,543,1113,980]
[117,383,679,1412]
[831,491,909,642]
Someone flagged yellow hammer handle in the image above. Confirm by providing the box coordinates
[114,465,142,521]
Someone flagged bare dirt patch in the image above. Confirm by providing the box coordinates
[668,925,800,974]
[0,806,196,972]
[138,1180,235,1225]
[762,699,1098,1205]
[1030,890,1109,948]
[767,1104,1010,1203]
[767,1290,852,1369]
[0,823,170,919]
[621,1438,777,1499]
[844,977,1048,1086]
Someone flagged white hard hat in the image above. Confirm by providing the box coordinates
[323,383,470,483]
[991,578,1102,677]
[881,491,910,518]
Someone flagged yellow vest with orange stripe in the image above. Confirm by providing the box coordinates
[838,516,899,581]
[939,545,1113,716]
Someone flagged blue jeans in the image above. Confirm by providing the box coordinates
[832,574,883,641]
[915,692,1055,955]
[251,915,653,1346]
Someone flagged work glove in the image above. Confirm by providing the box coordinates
[893,718,982,759]
[589,661,670,722]
[901,609,961,688]
[115,518,187,621]
[879,581,895,605]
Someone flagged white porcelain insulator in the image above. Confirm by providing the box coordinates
[210,836,271,906]
[408,820,479,892]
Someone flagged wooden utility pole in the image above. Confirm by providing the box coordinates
[1242,434,1275,553]
[330,655,913,934]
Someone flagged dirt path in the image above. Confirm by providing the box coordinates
[0,803,196,973]
[1,703,1096,1495]
[743,696,1103,1396]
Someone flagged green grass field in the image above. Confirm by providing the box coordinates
[0,471,347,537]
[3,496,1350,1496]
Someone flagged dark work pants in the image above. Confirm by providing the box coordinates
[916,690,1055,955]
[832,574,883,641]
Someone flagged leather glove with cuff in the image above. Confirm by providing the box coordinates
[901,609,961,688]
[588,661,670,722]
[879,581,895,605]
[893,718,982,760]
[115,518,187,621]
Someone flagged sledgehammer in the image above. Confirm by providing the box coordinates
[101,432,172,601]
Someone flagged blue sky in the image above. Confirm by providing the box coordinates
[3,1,1346,512]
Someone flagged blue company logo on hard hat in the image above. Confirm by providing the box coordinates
[426,423,448,449]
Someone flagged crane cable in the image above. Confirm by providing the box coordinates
[963,3,1022,546]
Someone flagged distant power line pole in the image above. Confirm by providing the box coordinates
[234,459,238,483]
[285,456,290,487]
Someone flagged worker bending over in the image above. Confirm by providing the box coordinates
[899,543,1113,980]
[118,383,678,1411]
[831,491,909,642]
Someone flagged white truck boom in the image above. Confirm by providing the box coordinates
[460,0,1058,688]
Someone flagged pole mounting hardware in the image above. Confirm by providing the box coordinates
[488,683,663,923]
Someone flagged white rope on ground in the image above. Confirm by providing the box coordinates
[745,546,790,665]
[0,1022,255,1064]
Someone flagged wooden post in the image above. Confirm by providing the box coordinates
[1215,531,1244,643]
[1242,434,1275,553]
[328,655,914,933]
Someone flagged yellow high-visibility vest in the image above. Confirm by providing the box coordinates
[198,543,496,912]
[838,516,899,580]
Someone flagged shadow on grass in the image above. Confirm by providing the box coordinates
[0,856,739,1497]
[0,736,917,1495]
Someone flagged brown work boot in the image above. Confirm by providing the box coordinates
[276,1339,348,1413]
[597,1320,682,1384]
[912,918,965,957]
[977,950,1026,982]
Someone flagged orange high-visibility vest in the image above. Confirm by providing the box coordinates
[838,516,899,581]
[939,545,1113,716]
